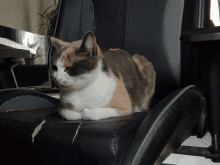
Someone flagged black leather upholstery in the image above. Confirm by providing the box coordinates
[0,85,203,165]
[0,0,205,165]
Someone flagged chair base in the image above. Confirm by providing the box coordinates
[174,145,220,163]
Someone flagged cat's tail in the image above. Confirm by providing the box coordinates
[132,54,156,110]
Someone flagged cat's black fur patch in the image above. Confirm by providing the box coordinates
[67,56,98,76]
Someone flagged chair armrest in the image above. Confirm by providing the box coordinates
[0,88,60,112]
[121,85,204,165]
[180,26,220,42]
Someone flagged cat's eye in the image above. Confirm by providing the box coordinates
[52,65,58,71]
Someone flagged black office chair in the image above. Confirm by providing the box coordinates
[1,0,219,164]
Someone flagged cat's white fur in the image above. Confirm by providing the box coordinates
[54,55,122,120]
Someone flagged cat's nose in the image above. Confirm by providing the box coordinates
[63,81,67,84]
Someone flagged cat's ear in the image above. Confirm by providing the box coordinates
[80,32,97,56]
[50,37,69,51]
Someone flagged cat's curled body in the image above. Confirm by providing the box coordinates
[50,32,156,120]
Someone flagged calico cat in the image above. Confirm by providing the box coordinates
[50,31,156,120]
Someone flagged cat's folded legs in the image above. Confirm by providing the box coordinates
[59,109,82,120]
[81,108,122,120]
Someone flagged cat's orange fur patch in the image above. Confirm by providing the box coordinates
[106,70,131,115]
[132,56,145,72]
[90,67,98,73]
[50,37,69,51]
[109,48,121,51]
[97,46,102,59]
[61,40,86,67]
[61,52,85,67]
[132,54,156,110]
[61,41,102,68]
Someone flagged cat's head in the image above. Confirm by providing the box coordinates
[50,31,101,90]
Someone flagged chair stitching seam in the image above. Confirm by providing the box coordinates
[113,118,133,165]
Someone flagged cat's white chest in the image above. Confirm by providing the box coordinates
[61,71,117,112]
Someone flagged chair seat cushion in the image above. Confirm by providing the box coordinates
[0,108,148,165]
[0,86,203,165]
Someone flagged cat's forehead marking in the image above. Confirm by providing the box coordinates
[61,40,86,67]
[61,50,85,68]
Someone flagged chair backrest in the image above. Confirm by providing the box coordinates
[49,0,210,106]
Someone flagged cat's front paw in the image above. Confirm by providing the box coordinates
[59,109,82,120]
[81,108,96,120]
[82,108,120,120]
